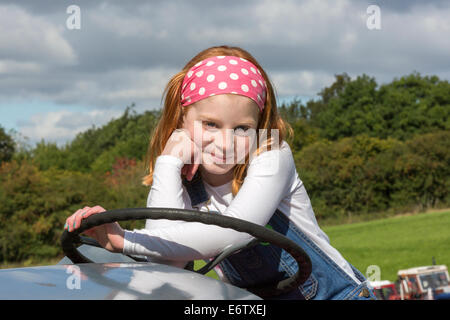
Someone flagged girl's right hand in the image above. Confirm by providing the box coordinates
[64,206,124,253]
[162,128,201,181]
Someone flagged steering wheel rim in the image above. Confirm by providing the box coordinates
[60,207,312,298]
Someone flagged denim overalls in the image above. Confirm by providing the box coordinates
[182,174,377,300]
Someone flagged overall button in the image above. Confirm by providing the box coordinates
[359,288,371,298]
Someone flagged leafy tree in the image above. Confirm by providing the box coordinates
[278,98,320,151]
[377,72,450,140]
[32,141,67,171]
[309,73,352,125]
[0,126,15,164]
[65,105,159,173]
[299,72,450,141]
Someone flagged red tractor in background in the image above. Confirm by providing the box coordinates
[370,280,401,300]
[397,265,450,300]
[371,265,450,300]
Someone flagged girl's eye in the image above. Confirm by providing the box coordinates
[234,126,250,136]
[202,122,251,136]
[203,121,218,130]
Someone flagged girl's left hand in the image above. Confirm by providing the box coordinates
[64,205,125,253]
[162,128,201,181]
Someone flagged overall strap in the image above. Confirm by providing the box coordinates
[182,171,209,206]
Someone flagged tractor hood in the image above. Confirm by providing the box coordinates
[0,245,260,300]
[0,262,260,300]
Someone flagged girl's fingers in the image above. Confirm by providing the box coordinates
[65,205,106,232]
[183,164,197,180]
[187,163,200,181]
[65,208,83,232]
[73,209,88,230]
[90,205,106,214]
[73,206,92,230]
[181,165,188,176]
[80,205,106,226]
[185,142,201,181]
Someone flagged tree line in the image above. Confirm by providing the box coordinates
[0,71,449,264]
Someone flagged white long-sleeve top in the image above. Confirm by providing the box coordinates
[123,141,359,283]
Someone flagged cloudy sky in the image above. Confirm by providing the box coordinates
[1,0,449,146]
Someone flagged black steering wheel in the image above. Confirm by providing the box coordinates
[60,207,312,298]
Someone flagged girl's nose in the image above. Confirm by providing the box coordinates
[214,129,234,156]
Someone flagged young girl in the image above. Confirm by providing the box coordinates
[65,45,376,300]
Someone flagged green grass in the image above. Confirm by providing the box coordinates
[194,260,219,280]
[322,210,450,282]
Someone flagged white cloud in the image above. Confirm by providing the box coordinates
[0,59,43,74]
[0,4,77,66]
[253,0,352,45]
[88,2,169,39]
[31,67,176,108]
[271,70,336,97]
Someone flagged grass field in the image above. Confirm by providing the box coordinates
[322,209,450,282]
[196,209,450,282]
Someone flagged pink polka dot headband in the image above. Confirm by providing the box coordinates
[181,55,267,112]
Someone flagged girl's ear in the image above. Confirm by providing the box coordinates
[180,105,192,129]
[180,112,187,129]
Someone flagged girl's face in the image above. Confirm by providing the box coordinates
[182,94,260,185]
